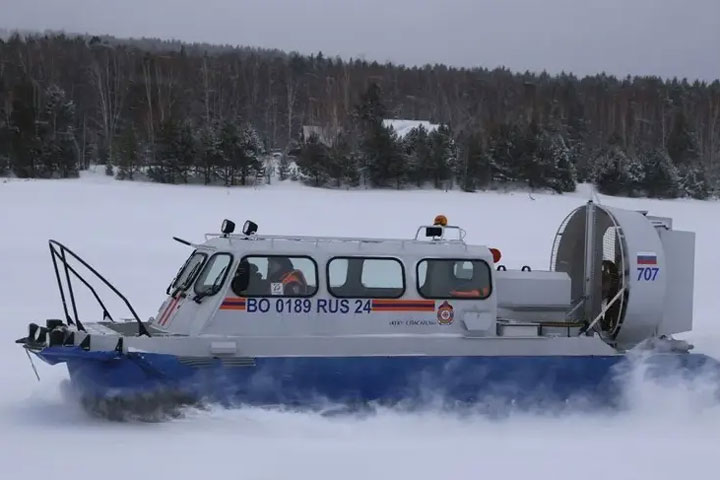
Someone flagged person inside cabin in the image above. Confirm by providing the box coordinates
[267,256,308,295]
[231,260,248,295]
[231,259,265,296]
[449,261,485,297]
[600,259,621,330]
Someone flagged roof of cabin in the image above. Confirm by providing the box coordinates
[198,232,492,258]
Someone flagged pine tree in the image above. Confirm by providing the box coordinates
[566,95,590,182]
[592,145,644,196]
[278,153,291,181]
[529,131,576,193]
[353,82,408,187]
[328,132,360,188]
[678,164,709,199]
[239,123,265,185]
[402,125,431,186]
[218,120,240,186]
[116,126,140,180]
[354,82,387,129]
[625,153,645,193]
[176,121,197,183]
[342,151,361,188]
[457,132,491,192]
[9,76,41,178]
[664,111,708,199]
[198,123,222,185]
[641,148,680,198]
[667,111,700,167]
[323,133,352,187]
[517,124,543,189]
[297,133,330,186]
[151,119,181,183]
[40,84,78,178]
[487,123,525,185]
[360,123,405,188]
[428,125,457,189]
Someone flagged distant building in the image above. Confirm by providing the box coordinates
[301,125,342,147]
[382,119,440,138]
[301,119,440,146]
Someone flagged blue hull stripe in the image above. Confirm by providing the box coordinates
[33,347,720,409]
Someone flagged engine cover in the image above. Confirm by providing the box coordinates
[551,202,695,349]
[495,269,571,322]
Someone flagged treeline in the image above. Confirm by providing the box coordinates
[0,32,719,198]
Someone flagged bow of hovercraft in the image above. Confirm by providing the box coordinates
[16,319,204,416]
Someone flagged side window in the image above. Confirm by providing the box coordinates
[194,253,233,297]
[167,251,207,293]
[417,259,491,299]
[328,257,405,298]
[232,255,318,297]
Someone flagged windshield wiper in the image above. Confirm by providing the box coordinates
[193,265,228,304]
[169,261,204,298]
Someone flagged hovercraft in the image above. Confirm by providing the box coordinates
[16,202,720,416]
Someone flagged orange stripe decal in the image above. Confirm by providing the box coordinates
[158,295,181,326]
[371,299,435,312]
[373,307,435,312]
[220,297,247,311]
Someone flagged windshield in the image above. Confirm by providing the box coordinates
[167,251,208,294]
[194,253,233,297]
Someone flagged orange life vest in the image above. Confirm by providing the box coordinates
[280,269,307,293]
[449,287,489,298]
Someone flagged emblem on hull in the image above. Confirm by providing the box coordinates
[437,301,454,325]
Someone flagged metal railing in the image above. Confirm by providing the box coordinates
[203,225,468,250]
[48,240,150,337]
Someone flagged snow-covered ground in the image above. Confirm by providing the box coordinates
[1,170,720,479]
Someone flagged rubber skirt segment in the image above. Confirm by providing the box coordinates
[35,346,720,418]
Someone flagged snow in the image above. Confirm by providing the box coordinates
[2,170,720,480]
[383,119,440,138]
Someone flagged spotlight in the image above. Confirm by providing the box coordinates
[221,219,236,235]
[242,220,258,236]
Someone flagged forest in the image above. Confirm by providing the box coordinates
[1,32,719,199]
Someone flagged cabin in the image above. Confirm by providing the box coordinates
[152,215,516,338]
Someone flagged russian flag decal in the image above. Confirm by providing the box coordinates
[637,252,657,265]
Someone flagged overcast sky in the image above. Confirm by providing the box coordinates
[2,0,719,80]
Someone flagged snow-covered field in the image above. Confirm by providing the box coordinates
[2,170,720,479]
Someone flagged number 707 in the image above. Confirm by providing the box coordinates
[637,267,659,281]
